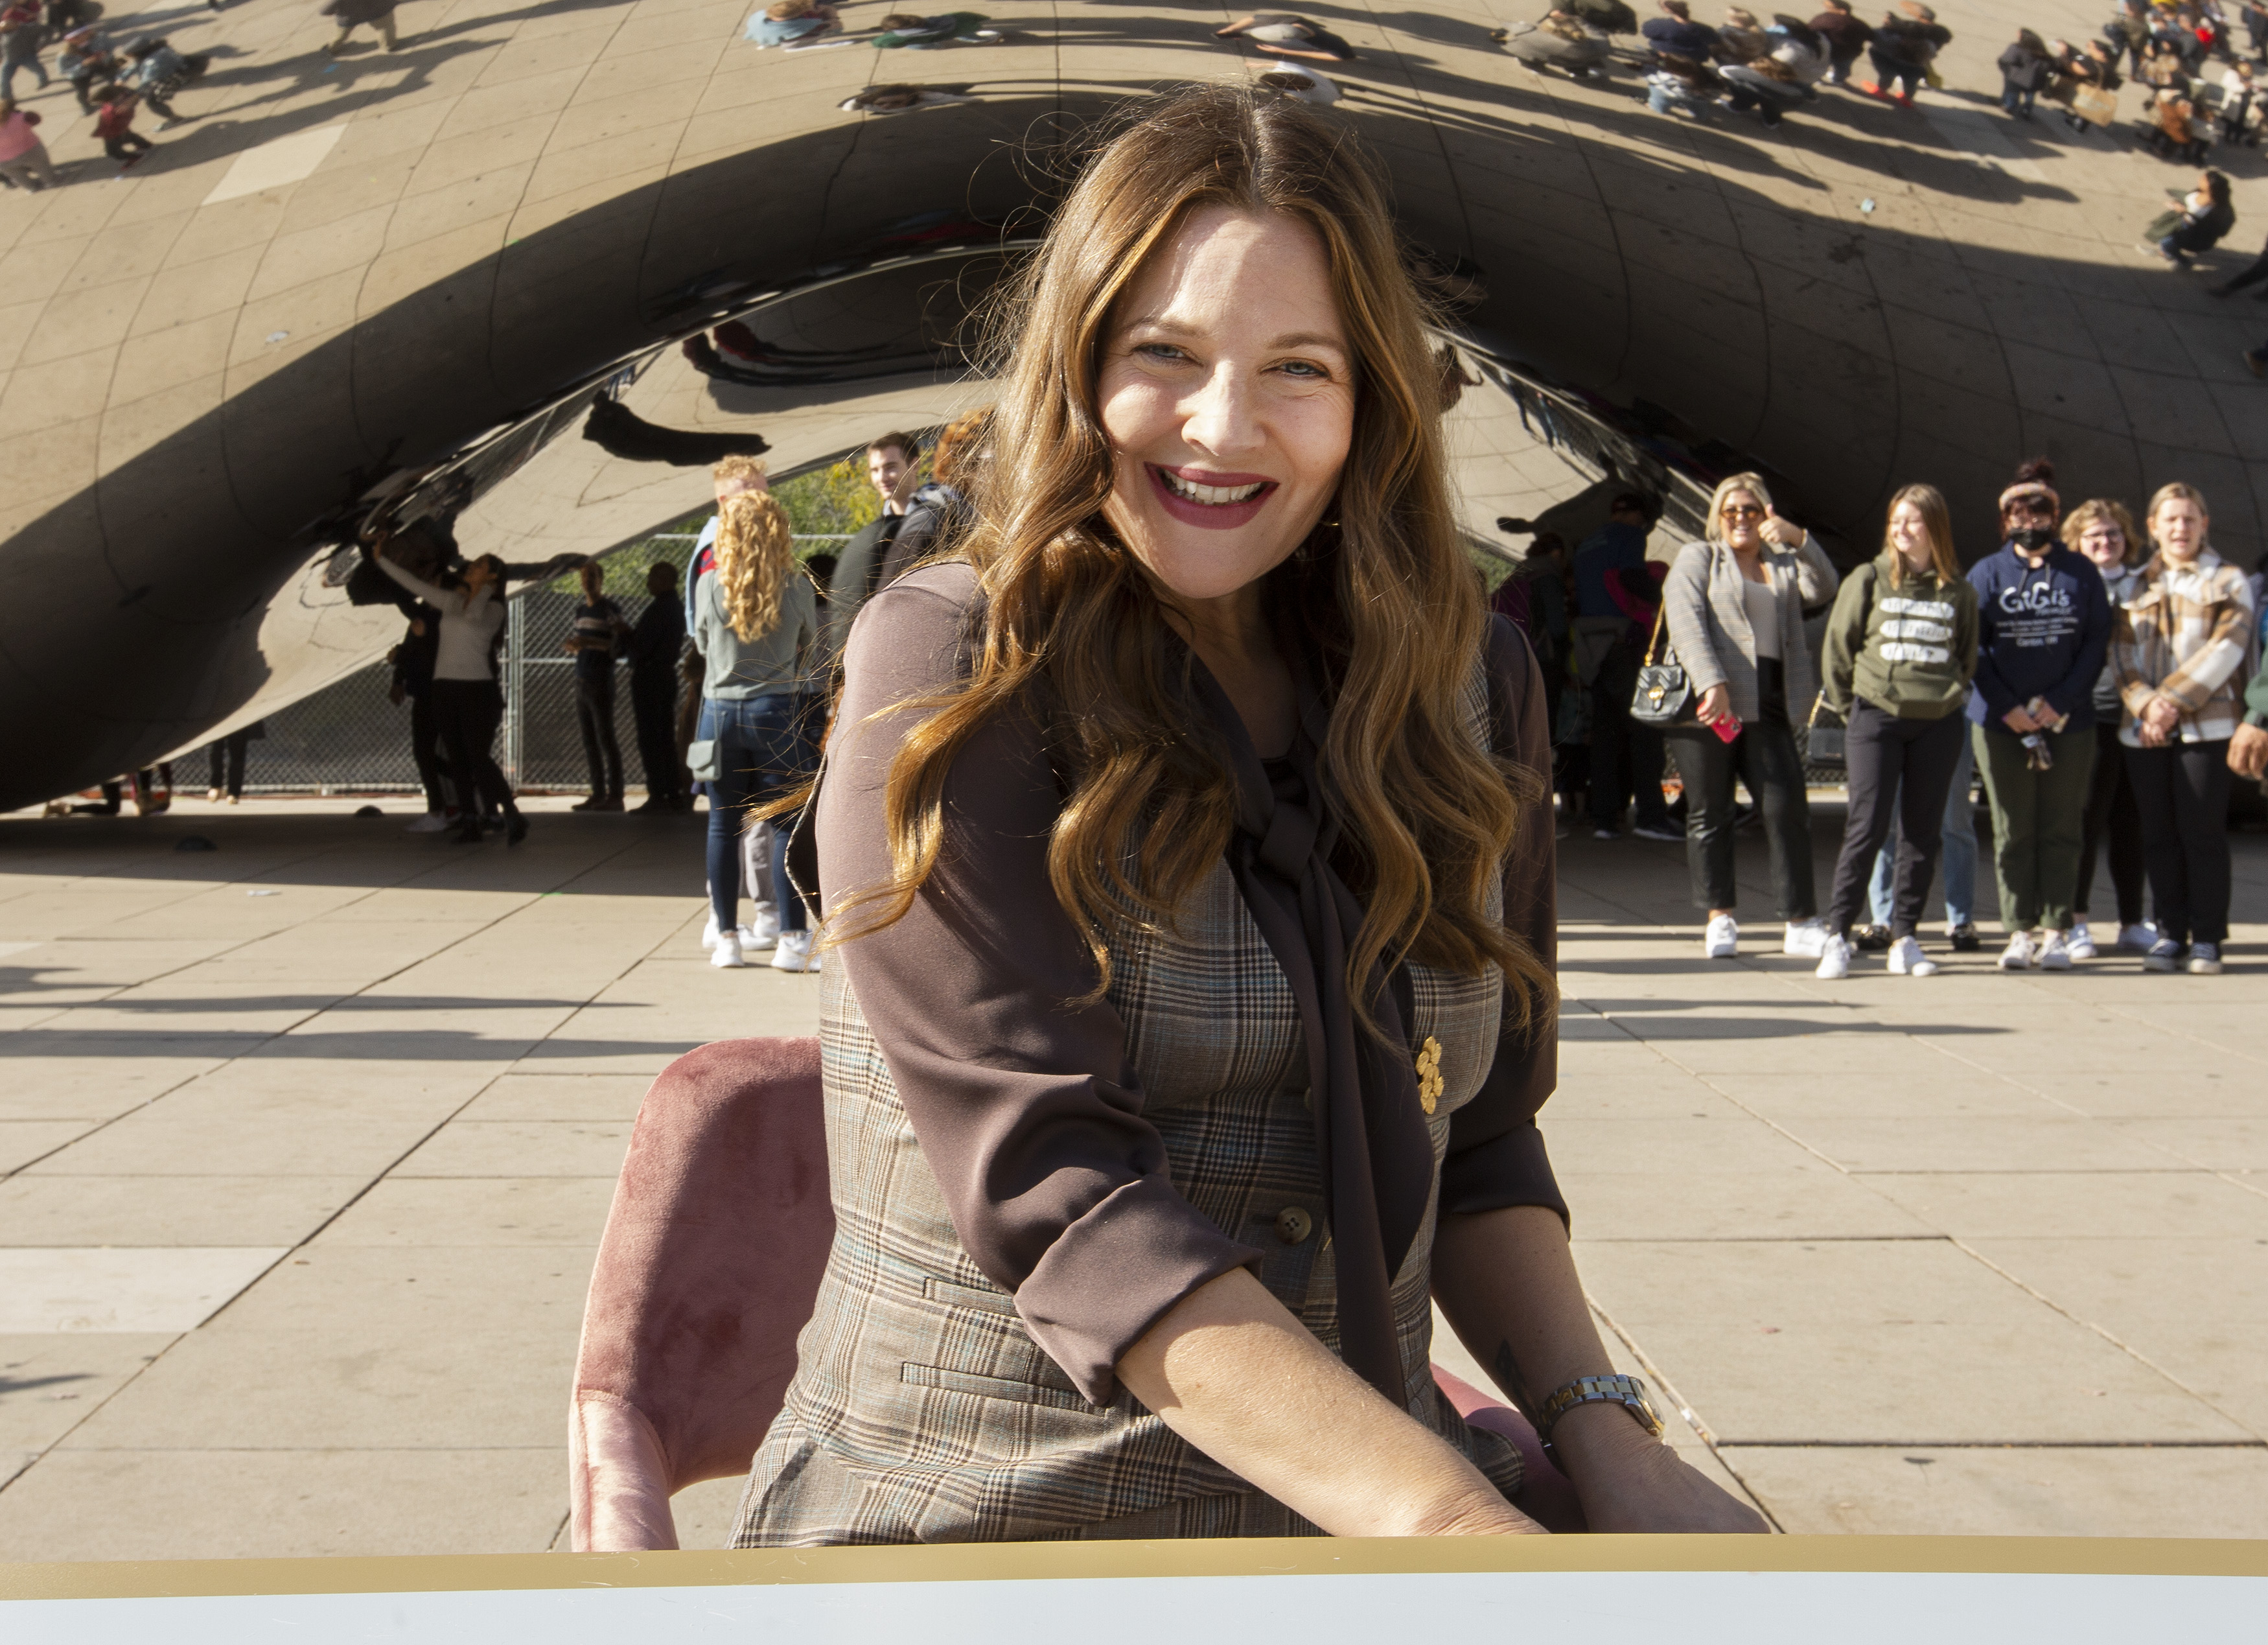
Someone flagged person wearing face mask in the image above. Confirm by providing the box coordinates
[731,86,1763,1548]
[1660,473,1840,961]
[1965,458,2112,972]
[2063,499,2155,959]
[2114,484,2256,975]
[1812,485,1977,981]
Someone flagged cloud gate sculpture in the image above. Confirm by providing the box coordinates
[1,0,2258,810]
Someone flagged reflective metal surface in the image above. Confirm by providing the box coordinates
[1,0,2255,807]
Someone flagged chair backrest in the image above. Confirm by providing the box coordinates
[570,1034,833,1541]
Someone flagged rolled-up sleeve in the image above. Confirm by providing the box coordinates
[1439,616,1567,1226]
[816,565,1264,1404]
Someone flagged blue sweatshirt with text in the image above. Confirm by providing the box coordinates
[1965,542,2112,734]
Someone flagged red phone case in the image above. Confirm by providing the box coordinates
[1711,716,1742,744]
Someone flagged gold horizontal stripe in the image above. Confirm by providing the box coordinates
[3,1535,2265,1602]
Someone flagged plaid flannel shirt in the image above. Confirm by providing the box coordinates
[2113,548,2258,746]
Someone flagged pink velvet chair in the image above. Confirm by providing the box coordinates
[568,1035,833,1552]
[570,1033,1583,1548]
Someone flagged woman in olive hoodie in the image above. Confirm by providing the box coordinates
[1814,484,1979,979]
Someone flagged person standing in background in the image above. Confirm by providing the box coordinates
[1572,491,1674,840]
[1811,0,1871,82]
[1812,485,1978,981]
[392,606,457,834]
[203,723,262,804]
[2114,484,2256,975]
[565,561,627,812]
[824,430,925,651]
[2064,499,2155,959]
[1661,472,1840,960]
[1965,459,2111,973]
[626,560,688,813]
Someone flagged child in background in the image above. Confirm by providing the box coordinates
[93,82,154,172]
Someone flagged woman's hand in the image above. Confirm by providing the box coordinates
[1759,506,1806,548]
[1553,1406,1769,1534]
[2230,723,2268,778]
[2142,695,2182,738]
[1695,683,1733,726]
[2002,704,2041,734]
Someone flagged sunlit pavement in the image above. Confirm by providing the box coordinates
[0,795,2263,1556]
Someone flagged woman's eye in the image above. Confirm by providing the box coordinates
[1277,360,1329,379]
[1135,343,1188,364]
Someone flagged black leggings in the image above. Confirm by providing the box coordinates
[1825,701,1965,938]
[575,671,623,800]
[409,690,454,813]
[429,678,515,821]
[207,730,249,798]
[2076,720,2146,926]
[1663,660,1816,918]
[2123,740,2232,944]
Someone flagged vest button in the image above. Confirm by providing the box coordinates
[1274,1206,1313,1244]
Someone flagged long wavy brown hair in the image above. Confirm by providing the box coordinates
[1880,483,1960,588]
[712,491,795,641]
[836,86,1553,1027]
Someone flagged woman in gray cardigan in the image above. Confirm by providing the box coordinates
[1661,472,1840,959]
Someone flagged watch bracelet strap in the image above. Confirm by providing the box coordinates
[1533,1373,1662,1465]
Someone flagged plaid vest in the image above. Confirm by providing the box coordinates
[733,682,1523,1545]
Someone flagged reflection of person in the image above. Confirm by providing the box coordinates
[1809,0,1871,84]
[872,10,997,47]
[2063,499,2152,959]
[823,430,923,649]
[1255,63,1341,103]
[1964,459,2111,973]
[1661,473,1838,961]
[1812,485,1978,981]
[691,492,820,972]
[58,27,118,112]
[626,561,688,813]
[733,85,1764,1548]
[746,0,840,47]
[0,98,55,191]
[837,81,967,112]
[1862,1,1949,104]
[566,561,628,813]
[203,724,262,804]
[91,84,154,170]
[319,0,402,54]
[685,454,769,637]
[125,36,205,128]
[1214,13,1359,61]
[1493,12,1612,75]
[2113,484,2254,976]
[370,545,529,846]
[2148,171,2234,265]
[0,6,49,100]
[1572,493,1672,841]
[1642,0,1720,60]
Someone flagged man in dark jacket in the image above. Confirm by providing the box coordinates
[1811,0,1872,82]
[1642,0,1719,60]
[319,0,401,54]
[626,561,689,812]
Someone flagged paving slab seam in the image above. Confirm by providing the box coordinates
[1946,1236,2266,1445]
[1585,1295,1784,1532]
[0,831,669,1504]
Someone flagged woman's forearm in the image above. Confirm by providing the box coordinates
[1431,1205,1615,1429]
[1116,1268,1541,1537]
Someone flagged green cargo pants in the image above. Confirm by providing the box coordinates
[1974,723,2096,933]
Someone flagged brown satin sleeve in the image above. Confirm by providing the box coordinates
[816,563,1264,1405]
[1439,614,1568,1226]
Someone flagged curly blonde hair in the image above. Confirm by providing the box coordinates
[712,491,794,641]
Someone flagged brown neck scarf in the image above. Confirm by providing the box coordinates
[1190,656,1435,1404]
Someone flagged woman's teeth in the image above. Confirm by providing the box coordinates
[1161,470,1264,506]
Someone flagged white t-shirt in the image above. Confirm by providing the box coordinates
[1742,574,1781,660]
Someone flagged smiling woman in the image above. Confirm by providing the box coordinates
[730,86,1766,1546]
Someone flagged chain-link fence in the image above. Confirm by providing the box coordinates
[211,533,848,797]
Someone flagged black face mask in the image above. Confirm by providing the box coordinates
[2011,525,2056,552]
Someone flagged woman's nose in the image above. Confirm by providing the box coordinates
[1180,364,1261,456]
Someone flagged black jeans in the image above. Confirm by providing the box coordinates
[2123,740,2232,944]
[1824,702,1965,938]
[574,670,623,800]
[2077,720,2146,926]
[631,670,680,800]
[206,730,250,798]
[1664,660,1816,917]
[1588,642,1669,832]
[408,690,454,813]
[430,678,515,821]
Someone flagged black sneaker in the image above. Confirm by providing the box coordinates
[505,811,529,847]
[1853,924,1894,952]
[1949,924,1982,952]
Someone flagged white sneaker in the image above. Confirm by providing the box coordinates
[2065,921,2096,961]
[405,811,450,834]
[1998,931,2035,971]
[771,929,816,972]
[2116,922,2157,953]
[2037,931,2072,971]
[710,931,746,969]
[700,913,723,951]
[1783,918,1829,959]
[1704,915,1739,959]
[745,907,780,951]
[1814,933,1853,979]
[1886,935,1938,977]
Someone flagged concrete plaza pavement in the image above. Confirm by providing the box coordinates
[0,794,2263,1559]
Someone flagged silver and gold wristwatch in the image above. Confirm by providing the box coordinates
[1534,1373,1665,1467]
